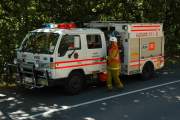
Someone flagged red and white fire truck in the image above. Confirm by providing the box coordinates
[13,21,164,94]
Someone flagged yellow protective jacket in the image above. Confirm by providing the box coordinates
[107,43,121,70]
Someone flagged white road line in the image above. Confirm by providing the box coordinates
[19,79,180,120]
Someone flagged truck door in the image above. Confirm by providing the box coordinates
[129,38,141,74]
[55,34,84,79]
[85,34,106,74]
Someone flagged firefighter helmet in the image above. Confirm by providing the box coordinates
[110,37,117,42]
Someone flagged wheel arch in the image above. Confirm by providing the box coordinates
[68,69,86,77]
[141,60,155,73]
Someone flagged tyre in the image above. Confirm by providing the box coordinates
[65,71,84,95]
[141,62,154,80]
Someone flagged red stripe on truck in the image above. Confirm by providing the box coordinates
[55,62,106,69]
[130,64,140,67]
[53,57,106,69]
[132,25,160,28]
[131,29,160,32]
[55,57,106,64]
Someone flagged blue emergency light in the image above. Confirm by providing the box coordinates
[41,23,56,28]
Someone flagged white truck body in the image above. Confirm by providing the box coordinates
[15,22,164,93]
[85,21,164,75]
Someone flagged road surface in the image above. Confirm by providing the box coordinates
[0,63,180,120]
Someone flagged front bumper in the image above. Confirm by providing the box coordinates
[7,63,50,89]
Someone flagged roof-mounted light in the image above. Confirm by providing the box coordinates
[57,23,67,29]
[41,22,77,29]
[67,23,77,28]
[57,23,77,29]
[41,23,57,28]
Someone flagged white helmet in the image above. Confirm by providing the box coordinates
[110,37,117,42]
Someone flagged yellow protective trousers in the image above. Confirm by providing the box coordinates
[107,68,123,89]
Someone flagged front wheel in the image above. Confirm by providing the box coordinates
[65,72,84,95]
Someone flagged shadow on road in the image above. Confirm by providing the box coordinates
[0,63,180,120]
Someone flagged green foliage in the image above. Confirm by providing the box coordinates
[0,0,180,79]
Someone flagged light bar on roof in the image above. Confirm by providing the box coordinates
[57,23,77,29]
[41,22,77,29]
[41,23,57,28]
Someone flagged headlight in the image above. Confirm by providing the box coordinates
[35,63,53,69]
[40,63,50,68]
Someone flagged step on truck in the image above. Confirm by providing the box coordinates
[11,21,164,94]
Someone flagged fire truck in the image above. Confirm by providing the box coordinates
[13,21,164,94]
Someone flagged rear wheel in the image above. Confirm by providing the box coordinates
[142,62,154,80]
[65,71,84,95]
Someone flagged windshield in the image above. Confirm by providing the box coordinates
[21,32,59,54]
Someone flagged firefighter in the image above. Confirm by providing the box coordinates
[107,37,124,90]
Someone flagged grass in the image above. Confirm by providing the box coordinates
[0,82,16,89]
[0,74,16,89]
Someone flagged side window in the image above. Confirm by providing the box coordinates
[87,35,102,49]
[58,35,81,57]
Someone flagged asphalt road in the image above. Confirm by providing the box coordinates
[0,63,180,120]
